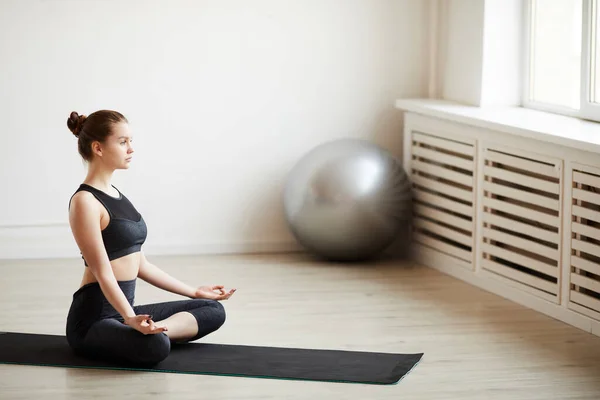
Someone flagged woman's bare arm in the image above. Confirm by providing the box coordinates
[138,252,236,300]
[69,192,137,320]
[138,252,196,298]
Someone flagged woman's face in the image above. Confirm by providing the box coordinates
[93,122,135,169]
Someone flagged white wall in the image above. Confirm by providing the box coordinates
[440,0,485,105]
[440,0,523,106]
[0,0,429,259]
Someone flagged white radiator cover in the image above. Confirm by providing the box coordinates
[404,112,600,337]
[410,131,476,267]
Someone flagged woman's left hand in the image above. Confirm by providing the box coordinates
[194,285,236,300]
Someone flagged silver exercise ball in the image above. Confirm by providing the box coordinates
[283,138,412,261]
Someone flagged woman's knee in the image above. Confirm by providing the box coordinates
[209,300,226,328]
[132,333,171,365]
[81,319,171,366]
[186,300,227,340]
[191,299,226,326]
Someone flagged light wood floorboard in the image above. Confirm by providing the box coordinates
[0,253,599,399]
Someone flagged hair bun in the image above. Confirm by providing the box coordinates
[67,111,87,137]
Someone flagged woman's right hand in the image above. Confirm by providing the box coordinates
[124,315,168,335]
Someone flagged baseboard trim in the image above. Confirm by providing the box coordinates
[143,241,305,257]
[0,224,77,260]
[0,222,305,260]
[412,245,598,337]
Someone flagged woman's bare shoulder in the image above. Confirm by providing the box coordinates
[70,190,96,207]
[69,190,101,219]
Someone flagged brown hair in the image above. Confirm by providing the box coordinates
[67,110,128,161]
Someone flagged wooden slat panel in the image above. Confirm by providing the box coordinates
[571,273,600,294]
[572,187,600,207]
[412,174,473,203]
[483,227,559,261]
[484,165,560,195]
[574,170,600,189]
[483,212,559,244]
[482,258,558,294]
[571,255,600,276]
[412,160,474,187]
[572,238,600,259]
[414,204,473,231]
[485,150,559,178]
[571,221,600,241]
[570,290,600,313]
[571,205,600,224]
[482,243,558,278]
[413,146,474,171]
[414,218,473,247]
[483,197,559,228]
[414,190,473,217]
[413,132,474,156]
[483,181,560,211]
[413,232,472,262]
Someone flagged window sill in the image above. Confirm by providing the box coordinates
[395,98,600,155]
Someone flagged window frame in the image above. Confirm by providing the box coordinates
[522,0,600,122]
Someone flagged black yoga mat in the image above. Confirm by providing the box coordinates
[0,332,422,385]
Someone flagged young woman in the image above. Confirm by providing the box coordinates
[65,110,236,366]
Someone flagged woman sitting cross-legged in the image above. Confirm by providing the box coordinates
[65,110,236,366]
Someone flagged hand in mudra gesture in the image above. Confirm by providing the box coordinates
[194,285,236,300]
[124,315,168,335]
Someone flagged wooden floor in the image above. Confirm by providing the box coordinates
[0,252,599,399]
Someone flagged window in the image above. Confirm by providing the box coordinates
[524,0,600,122]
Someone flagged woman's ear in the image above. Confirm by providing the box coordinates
[91,141,103,157]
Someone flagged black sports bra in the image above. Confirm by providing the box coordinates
[69,184,147,266]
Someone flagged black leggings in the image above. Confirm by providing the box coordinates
[66,278,226,366]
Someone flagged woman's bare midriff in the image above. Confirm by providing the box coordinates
[79,252,141,287]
